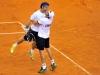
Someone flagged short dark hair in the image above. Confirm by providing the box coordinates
[40,2,49,8]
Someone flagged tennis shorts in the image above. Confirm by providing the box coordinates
[24,29,38,42]
[37,36,50,50]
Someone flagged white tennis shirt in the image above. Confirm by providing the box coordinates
[38,11,54,38]
[30,10,43,32]
[30,9,54,38]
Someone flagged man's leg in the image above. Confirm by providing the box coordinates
[45,38,57,71]
[37,37,47,73]
[28,41,36,60]
[45,48,53,60]
[10,29,33,54]
[38,50,47,73]
[10,37,25,54]
[45,48,57,71]
[28,30,38,60]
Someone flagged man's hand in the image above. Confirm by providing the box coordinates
[21,24,30,33]
[31,20,40,25]
[24,25,30,33]
[45,11,50,19]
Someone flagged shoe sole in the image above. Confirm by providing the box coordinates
[38,69,47,73]
[50,64,57,71]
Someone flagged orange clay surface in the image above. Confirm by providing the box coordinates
[0,0,100,75]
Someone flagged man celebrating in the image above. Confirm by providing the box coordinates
[10,2,57,73]
[36,2,57,73]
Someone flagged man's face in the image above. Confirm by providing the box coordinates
[41,5,49,11]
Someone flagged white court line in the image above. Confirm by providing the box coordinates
[0,32,24,35]
[51,45,92,75]
[0,21,92,75]
[18,21,92,75]
[0,21,25,35]
[0,21,18,24]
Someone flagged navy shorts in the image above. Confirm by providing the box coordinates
[37,36,50,50]
[24,29,38,42]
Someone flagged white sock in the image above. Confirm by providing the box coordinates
[42,63,46,69]
[51,59,55,65]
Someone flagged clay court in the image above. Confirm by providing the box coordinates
[0,0,100,75]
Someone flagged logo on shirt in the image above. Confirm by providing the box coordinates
[44,24,50,27]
